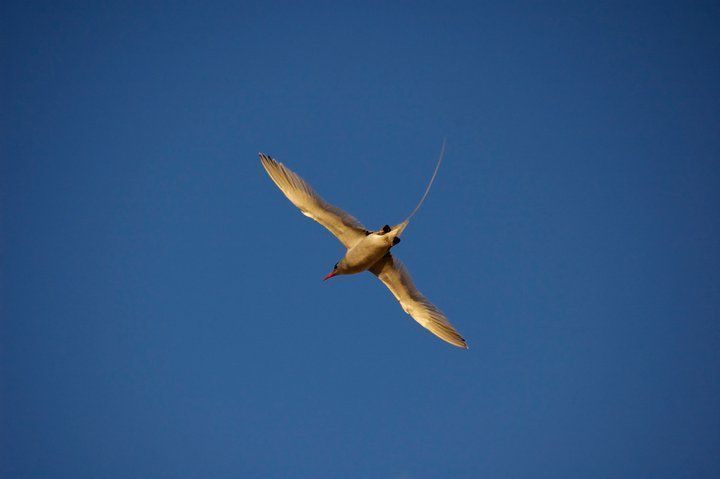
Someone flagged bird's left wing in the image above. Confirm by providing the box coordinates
[370,253,468,349]
[260,154,368,249]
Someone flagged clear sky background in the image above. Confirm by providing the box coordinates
[2,2,719,478]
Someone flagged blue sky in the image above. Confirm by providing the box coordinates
[2,1,719,478]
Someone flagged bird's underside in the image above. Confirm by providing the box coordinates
[259,152,467,349]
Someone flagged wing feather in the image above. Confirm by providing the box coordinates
[370,254,468,349]
[259,154,367,249]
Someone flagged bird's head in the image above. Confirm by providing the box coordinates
[323,262,341,281]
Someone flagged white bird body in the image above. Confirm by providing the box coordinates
[259,144,468,349]
[339,227,402,274]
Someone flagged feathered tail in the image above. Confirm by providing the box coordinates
[392,138,447,236]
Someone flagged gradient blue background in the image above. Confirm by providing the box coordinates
[2,2,719,477]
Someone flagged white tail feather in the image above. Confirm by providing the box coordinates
[393,138,446,234]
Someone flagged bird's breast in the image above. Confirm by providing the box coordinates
[342,234,393,274]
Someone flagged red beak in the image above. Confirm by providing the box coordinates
[323,271,337,281]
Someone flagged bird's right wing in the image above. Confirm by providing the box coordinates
[370,253,468,349]
[260,154,368,249]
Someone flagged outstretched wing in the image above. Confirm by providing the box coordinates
[260,154,368,249]
[370,253,468,349]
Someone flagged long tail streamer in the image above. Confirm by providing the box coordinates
[393,138,447,236]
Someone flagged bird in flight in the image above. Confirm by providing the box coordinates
[259,141,467,349]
